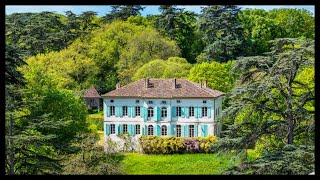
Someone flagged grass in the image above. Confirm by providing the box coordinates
[120,152,242,175]
[88,111,103,119]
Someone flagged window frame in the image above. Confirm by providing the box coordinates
[148,125,153,135]
[110,124,115,134]
[135,106,140,116]
[161,107,167,118]
[189,125,194,137]
[110,106,115,116]
[176,106,181,117]
[202,107,208,117]
[123,106,128,116]
[161,125,167,136]
[135,124,140,135]
[123,124,128,134]
[189,106,194,117]
[148,107,154,118]
[176,125,181,137]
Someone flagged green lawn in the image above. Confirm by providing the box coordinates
[120,152,242,175]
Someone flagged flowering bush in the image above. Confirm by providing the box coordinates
[139,135,218,154]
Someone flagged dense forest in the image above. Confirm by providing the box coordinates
[5,5,314,175]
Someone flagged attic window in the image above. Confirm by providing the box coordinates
[136,100,140,103]
[161,101,167,104]
[148,83,154,88]
[177,100,181,103]
[203,100,207,103]
[110,100,114,103]
[176,84,182,88]
[148,101,153,104]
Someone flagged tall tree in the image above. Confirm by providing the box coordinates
[198,5,244,63]
[103,5,145,23]
[80,11,99,32]
[219,38,314,148]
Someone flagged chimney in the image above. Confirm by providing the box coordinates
[199,80,202,88]
[173,78,176,89]
[204,80,208,87]
[116,83,121,89]
[145,78,149,88]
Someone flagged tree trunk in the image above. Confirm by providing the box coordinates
[286,79,294,144]
[9,114,15,175]
[287,114,294,144]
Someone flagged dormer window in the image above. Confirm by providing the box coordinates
[148,101,153,104]
[110,100,114,103]
[177,100,181,103]
[136,100,140,103]
[161,101,167,104]
[203,100,207,103]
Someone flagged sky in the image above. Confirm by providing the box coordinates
[5,5,315,16]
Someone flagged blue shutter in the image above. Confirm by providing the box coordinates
[107,106,110,117]
[185,125,189,137]
[201,124,208,137]
[116,124,119,135]
[157,107,161,121]
[172,124,176,137]
[172,106,176,117]
[119,124,123,134]
[194,125,198,137]
[194,107,198,118]
[167,125,171,136]
[153,107,157,121]
[167,107,171,122]
[119,106,123,117]
[198,107,203,118]
[115,107,119,117]
[157,125,161,136]
[132,124,135,135]
[181,107,185,118]
[106,124,110,135]
[181,125,185,137]
[185,107,189,118]
[208,107,211,118]
[143,107,148,122]
[133,106,136,117]
[128,107,131,117]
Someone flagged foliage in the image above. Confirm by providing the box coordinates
[198,5,244,63]
[188,60,236,93]
[132,57,192,80]
[103,5,145,23]
[62,133,123,175]
[139,135,218,154]
[224,145,314,175]
[216,38,314,154]
[155,6,205,63]
[121,152,241,174]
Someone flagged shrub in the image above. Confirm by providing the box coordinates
[139,135,218,154]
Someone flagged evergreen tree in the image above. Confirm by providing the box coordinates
[198,5,244,63]
[103,5,145,23]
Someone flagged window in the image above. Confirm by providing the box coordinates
[202,107,208,117]
[176,125,181,137]
[177,100,181,103]
[135,125,140,134]
[161,125,167,136]
[189,107,194,117]
[123,124,128,134]
[176,107,181,117]
[148,107,153,117]
[189,125,194,137]
[136,100,140,103]
[148,101,153,104]
[161,101,167,104]
[110,124,115,134]
[110,100,114,103]
[123,106,128,116]
[161,107,167,118]
[203,100,207,103]
[135,106,140,116]
[110,106,115,116]
[148,125,153,135]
